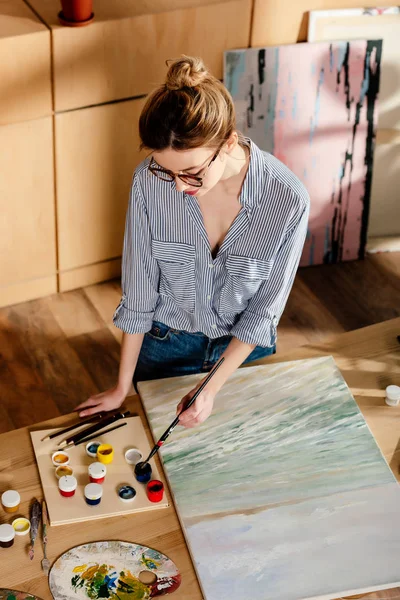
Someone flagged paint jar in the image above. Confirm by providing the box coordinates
[1,490,21,513]
[125,448,143,466]
[58,475,77,497]
[97,444,114,464]
[118,485,136,502]
[88,462,107,484]
[147,480,164,503]
[55,465,73,479]
[12,517,31,536]
[134,461,152,484]
[84,483,103,506]
[0,523,15,548]
[385,385,400,407]
[51,451,70,466]
[86,440,101,458]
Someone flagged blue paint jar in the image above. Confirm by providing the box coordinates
[84,483,103,506]
[134,461,152,483]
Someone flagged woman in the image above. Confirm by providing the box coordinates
[76,56,310,428]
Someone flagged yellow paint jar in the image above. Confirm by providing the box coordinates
[1,490,21,514]
[12,517,31,536]
[97,444,114,464]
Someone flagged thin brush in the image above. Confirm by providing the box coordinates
[62,422,128,450]
[58,411,131,448]
[142,357,225,466]
[41,412,107,441]
[41,500,51,575]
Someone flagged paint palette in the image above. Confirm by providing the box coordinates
[49,541,181,599]
[0,590,43,600]
[30,416,169,526]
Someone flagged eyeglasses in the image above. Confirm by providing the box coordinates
[148,149,220,188]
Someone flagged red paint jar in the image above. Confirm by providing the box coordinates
[88,462,106,484]
[147,480,164,503]
[58,475,77,497]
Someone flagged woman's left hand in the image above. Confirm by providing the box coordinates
[176,385,216,428]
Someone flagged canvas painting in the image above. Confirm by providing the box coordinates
[138,357,400,600]
[307,7,400,240]
[224,42,382,265]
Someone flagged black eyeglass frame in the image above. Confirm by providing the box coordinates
[148,148,220,188]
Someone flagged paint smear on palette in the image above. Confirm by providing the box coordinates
[49,541,181,600]
[224,41,382,265]
[0,591,42,600]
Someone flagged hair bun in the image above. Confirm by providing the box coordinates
[165,55,208,90]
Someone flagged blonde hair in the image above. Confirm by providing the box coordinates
[139,56,236,151]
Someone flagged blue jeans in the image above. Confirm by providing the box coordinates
[134,321,276,383]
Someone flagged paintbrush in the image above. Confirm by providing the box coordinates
[29,498,41,560]
[41,500,51,575]
[41,412,107,441]
[58,411,131,448]
[141,357,225,466]
[62,422,128,450]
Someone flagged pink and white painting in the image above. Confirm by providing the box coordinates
[224,41,382,265]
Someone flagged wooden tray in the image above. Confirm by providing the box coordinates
[30,416,168,526]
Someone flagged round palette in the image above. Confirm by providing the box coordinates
[49,541,181,599]
[0,590,43,600]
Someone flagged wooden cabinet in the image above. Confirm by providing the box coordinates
[0,117,56,307]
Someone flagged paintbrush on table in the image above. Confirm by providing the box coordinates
[41,412,107,441]
[139,357,225,469]
[58,411,131,448]
[41,500,51,575]
[62,422,128,450]
[29,498,41,560]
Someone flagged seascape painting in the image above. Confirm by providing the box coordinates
[138,357,400,600]
[224,42,382,265]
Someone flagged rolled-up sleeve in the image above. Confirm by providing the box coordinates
[231,193,309,347]
[113,176,160,333]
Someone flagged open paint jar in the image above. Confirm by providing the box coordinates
[12,517,31,536]
[0,523,15,548]
[97,444,114,464]
[1,490,21,513]
[88,462,106,484]
[55,465,73,479]
[147,480,164,503]
[86,440,101,458]
[84,483,103,506]
[52,451,70,466]
[58,475,77,497]
[118,485,136,502]
[134,461,152,483]
[124,448,143,466]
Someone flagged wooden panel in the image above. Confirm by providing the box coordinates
[0,275,57,309]
[0,117,57,293]
[58,258,122,291]
[29,0,251,111]
[250,0,400,47]
[55,98,145,271]
[0,0,52,125]
[368,143,400,237]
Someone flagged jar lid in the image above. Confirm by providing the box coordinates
[12,517,31,536]
[84,483,103,500]
[0,523,15,542]
[386,385,400,401]
[88,462,107,477]
[1,490,21,508]
[58,475,77,492]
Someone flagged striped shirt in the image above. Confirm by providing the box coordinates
[113,139,310,347]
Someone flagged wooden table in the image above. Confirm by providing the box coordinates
[1,317,400,600]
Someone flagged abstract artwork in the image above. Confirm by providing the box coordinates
[308,7,400,240]
[49,541,181,599]
[224,42,382,265]
[139,357,400,600]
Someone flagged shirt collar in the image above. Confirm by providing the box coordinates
[239,138,265,213]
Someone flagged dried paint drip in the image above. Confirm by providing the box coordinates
[118,485,136,502]
[134,461,152,483]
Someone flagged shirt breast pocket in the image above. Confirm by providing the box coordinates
[152,240,196,313]
[219,255,273,315]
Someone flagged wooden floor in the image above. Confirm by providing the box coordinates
[1,252,399,434]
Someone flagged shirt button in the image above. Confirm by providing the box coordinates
[211,324,217,329]
[209,263,214,269]
[207,295,211,300]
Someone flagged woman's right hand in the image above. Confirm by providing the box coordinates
[75,386,127,417]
